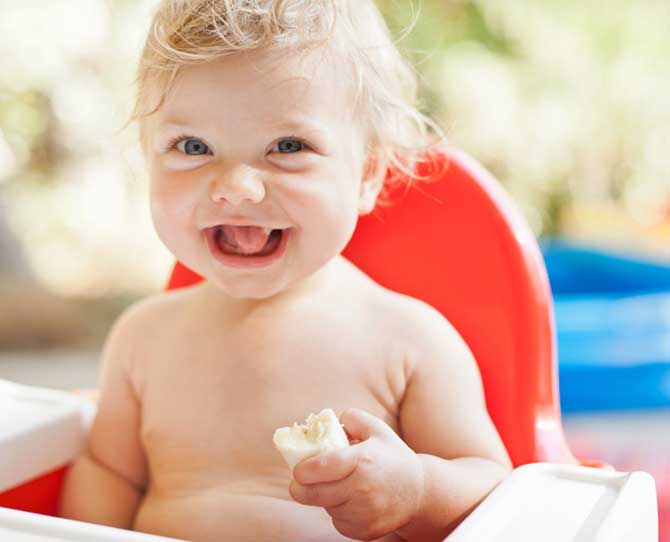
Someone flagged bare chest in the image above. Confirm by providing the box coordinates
[136,313,406,489]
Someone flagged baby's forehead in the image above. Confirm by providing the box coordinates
[158,48,356,126]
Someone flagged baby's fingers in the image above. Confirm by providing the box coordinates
[289,477,351,508]
[293,444,361,485]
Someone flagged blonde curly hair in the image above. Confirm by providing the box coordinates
[128,0,446,194]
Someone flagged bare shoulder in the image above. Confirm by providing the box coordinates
[108,286,196,339]
[359,280,470,370]
[100,286,198,377]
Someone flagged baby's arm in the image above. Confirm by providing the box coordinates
[394,304,512,540]
[59,305,148,529]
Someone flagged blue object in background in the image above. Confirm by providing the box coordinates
[540,239,670,413]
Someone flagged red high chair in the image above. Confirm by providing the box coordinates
[0,147,658,541]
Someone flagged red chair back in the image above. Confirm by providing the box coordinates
[166,148,576,467]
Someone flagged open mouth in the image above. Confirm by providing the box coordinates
[215,225,283,257]
[206,224,290,267]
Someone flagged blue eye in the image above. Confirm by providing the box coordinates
[274,138,305,154]
[169,136,210,155]
[179,138,209,155]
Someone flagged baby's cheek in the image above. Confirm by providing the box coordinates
[152,176,202,231]
[149,182,198,256]
[274,177,359,253]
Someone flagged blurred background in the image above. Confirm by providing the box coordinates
[0,0,668,538]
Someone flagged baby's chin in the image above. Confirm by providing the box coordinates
[205,273,293,300]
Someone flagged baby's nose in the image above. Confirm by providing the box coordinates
[209,165,266,205]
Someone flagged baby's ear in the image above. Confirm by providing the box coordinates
[358,156,385,215]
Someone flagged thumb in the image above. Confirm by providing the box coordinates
[339,408,389,443]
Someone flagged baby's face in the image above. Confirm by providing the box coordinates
[143,47,375,298]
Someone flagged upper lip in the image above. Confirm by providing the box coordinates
[204,221,290,230]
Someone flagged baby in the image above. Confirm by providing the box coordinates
[59,1,511,541]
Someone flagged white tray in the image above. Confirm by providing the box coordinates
[447,462,658,542]
[0,507,183,541]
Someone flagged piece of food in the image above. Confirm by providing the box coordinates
[273,408,350,470]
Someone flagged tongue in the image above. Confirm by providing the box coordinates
[221,225,271,254]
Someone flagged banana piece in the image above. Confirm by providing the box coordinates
[273,408,349,470]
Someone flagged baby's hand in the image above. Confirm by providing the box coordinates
[289,408,424,541]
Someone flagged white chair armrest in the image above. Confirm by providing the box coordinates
[0,379,95,493]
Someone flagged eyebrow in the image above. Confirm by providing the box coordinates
[269,118,330,137]
[158,115,329,137]
[156,116,196,129]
